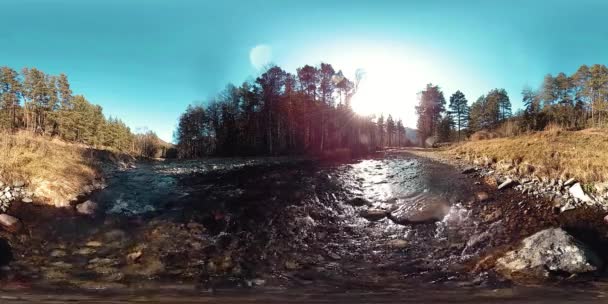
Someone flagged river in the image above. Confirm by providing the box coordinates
[0,150,605,303]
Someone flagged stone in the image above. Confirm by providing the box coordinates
[495,228,602,282]
[345,197,372,207]
[360,209,388,221]
[498,179,514,190]
[475,191,490,202]
[0,214,21,233]
[12,181,25,188]
[389,195,450,225]
[564,178,576,187]
[76,247,96,255]
[127,250,143,263]
[21,197,32,203]
[568,183,592,203]
[50,249,67,257]
[76,200,97,215]
[86,241,103,247]
[387,239,408,249]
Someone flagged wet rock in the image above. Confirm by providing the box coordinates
[475,192,490,202]
[86,241,103,247]
[387,239,408,249]
[0,214,21,233]
[389,196,449,225]
[498,179,514,190]
[346,197,372,207]
[50,249,67,258]
[285,260,299,270]
[569,183,592,203]
[495,228,602,281]
[127,250,143,263]
[360,209,388,221]
[76,200,97,215]
[76,247,96,255]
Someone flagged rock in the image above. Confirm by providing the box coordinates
[495,228,602,282]
[425,136,438,148]
[564,178,576,187]
[50,249,67,257]
[21,197,32,203]
[345,197,372,207]
[461,167,476,174]
[86,241,103,247]
[12,181,25,188]
[475,191,490,202]
[76,200,97,215]
[568,183,592,203]
[498,179,514,190]
[127,250,143,263]
[284,260,299,270]
[76,247,96,255]
[387,239,408,249]
[389,195,449,225]
[360,209,388,221]
[0,214,21,233]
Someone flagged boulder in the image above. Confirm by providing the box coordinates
[389,195,449,225]
[0,214,21,233]
[425,136,438,148]
[495,228,602,282]
[76,200,98,215]
[569,183,592,203]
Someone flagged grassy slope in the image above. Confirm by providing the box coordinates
[445,129,608,184]
[0,132,131,207]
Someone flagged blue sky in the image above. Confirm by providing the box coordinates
[2,0,607,141]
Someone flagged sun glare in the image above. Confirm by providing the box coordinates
[348,50,430,127]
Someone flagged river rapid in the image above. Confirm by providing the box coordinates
[0,150,607,303]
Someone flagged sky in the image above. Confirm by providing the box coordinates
[2,0,608,142]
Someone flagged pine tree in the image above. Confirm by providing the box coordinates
[448,90,469,141]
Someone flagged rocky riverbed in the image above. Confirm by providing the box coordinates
[1,150,608,302]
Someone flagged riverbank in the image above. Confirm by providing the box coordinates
[0,132,134,208]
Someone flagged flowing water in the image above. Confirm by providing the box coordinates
[0,151,604,303]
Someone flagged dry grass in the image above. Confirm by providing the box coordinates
[0,132,129,206]
[446,129,608,183]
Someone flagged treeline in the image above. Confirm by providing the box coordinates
[0,66,169,157]
[416,63,608,144]
[175,63,411,158]
[415,84,512,143]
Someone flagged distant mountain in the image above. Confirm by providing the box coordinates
[404,127,418,145]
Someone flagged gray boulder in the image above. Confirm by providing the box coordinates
[496,228,602,282]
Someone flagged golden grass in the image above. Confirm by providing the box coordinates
[445,129,608,184]
[0,132,129,206]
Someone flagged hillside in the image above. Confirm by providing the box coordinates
[445,129,608,184]
[0,132,133,207]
